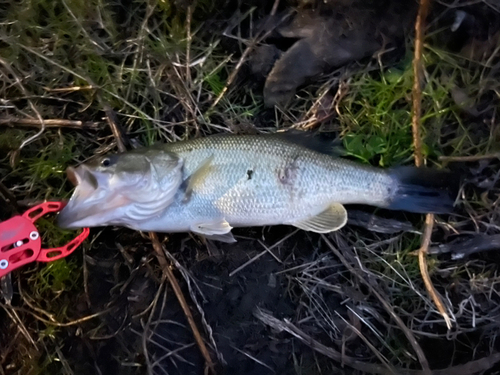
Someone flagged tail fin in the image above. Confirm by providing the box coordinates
[387,167,460,214]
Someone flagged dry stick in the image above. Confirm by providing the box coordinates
[321,235,432,374]
[104,105,128,151]
[3,304,111,327]
[255,308,500,375]
[254,307,390,374]
[0,117,99,130]
[419,216,451,329]
[439,152,500,162]
[0,303,36,347]
[105,115,215,372]
[411,0,452,330]
[163,250,225,365]
[44,85,95,92]
[149,233,215,374]
[18,44,158,124]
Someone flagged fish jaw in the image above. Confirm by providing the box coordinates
[56,147,187,229]
[57,166,133,228]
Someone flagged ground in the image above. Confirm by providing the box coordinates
[1,0,500,374]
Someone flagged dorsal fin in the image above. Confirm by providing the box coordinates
[271,130,344,155]
[189,130,345,156]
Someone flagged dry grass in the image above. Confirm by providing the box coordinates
[0,0,500,374]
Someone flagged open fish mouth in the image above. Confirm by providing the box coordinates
[57,166,129,229]
[57,151,184,229]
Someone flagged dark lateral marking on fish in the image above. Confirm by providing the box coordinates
[278,168,288,183]
[180,178,192,203]
[277,156,299,185]
[278,161,298,185]
[247,169,253,180]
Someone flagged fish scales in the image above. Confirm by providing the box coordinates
[57,132,457,241]
[139,135,392,231]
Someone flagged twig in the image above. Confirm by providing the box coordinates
[418,215,452,329]
[336,311,397,374]
[255,308,500,375]
[229,237,284,277]
[229,249,268,277]
[164,250,225,365]
[3,304,111,327]
[411,0,453,330]
[103,105,128,151]
[43,85,95,92]
[18,44,159,126]
[321,234,431,374]
[149,233,215,374]
[106,108,215,372]
[231,344,275,372]
[185,5,193,88]
[254,307,392,374]
[438,152,500,163]
[0,304,37,347]
[0,117,99,130]
[411,0,428,169]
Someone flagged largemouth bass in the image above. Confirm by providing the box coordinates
[57,132,457,242]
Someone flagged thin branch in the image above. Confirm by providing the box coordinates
[321,234,431,374]
[0,180,19,213]
[411,0,429,169]
[3,304,111,327]
[149,233,215,374]
[103,105,128,151]
[439,152,500,162]
[255,308,500,375]
[411,0,453,330]
[0,117,99,130]
[418,215,452,329]
[105,106,215,373]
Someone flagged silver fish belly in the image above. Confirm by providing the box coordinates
[58,133,456,242]
[133,135,393,240]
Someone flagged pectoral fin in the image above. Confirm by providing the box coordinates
[292,203,347,233]
[183,155,214,202]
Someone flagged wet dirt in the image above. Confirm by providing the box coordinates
[1,0,500,374]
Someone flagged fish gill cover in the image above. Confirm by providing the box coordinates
[0,0,499,374]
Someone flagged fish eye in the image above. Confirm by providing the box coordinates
[101,158,111,167]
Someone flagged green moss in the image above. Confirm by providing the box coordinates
[35,258,80,297]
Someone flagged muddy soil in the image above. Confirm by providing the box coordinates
[1,0,500,374]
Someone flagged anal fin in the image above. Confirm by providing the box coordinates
[292,203,347,233]
[203,232,237,243]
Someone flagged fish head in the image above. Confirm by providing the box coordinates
[58,149,184,229]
